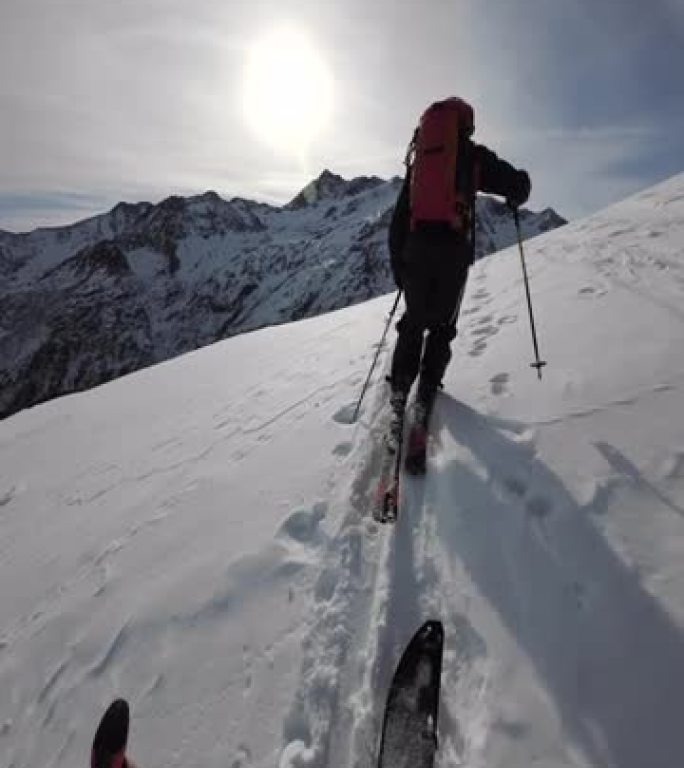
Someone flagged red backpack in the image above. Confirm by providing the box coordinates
[408,97,474,232]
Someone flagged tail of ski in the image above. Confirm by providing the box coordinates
[91,699,129,768]
[372,412,405,523]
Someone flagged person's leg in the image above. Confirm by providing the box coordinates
[389,245,431,400]
[419,261,469,399]
[389,314,423,398]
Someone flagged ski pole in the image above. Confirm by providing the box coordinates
[513,208,547,379]
[352,290,402,422]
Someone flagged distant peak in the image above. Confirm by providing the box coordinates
[317,169,343,183]
[285,170,345,209]
[194,190,223,204]
[287,169,387,210]
[110,200,152,215]
[159,194,186,211]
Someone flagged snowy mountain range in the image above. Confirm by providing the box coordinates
[0,170,565,419]
[1,173,683,768]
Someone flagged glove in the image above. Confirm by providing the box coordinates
[507,169,531,209]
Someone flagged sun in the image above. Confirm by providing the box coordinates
[241,26,334,154]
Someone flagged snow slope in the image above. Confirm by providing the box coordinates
[1,173,684,768]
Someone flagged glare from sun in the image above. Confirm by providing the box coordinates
[242,27,334,154]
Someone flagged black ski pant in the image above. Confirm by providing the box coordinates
[390,229,470,395]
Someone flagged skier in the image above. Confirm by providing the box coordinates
[387,97,531,439]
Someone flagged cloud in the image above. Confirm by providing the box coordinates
[0,192,111,232]
[510,122,680,218]
[1,1,248,181]
[1,0,682,230]
[438,0,684,218]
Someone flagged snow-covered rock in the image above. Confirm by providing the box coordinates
[0,172,565,419]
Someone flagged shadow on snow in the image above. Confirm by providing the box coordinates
[430,396,684,768]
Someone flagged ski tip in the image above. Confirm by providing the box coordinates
[417,619,444,647]
[92,699,129,768]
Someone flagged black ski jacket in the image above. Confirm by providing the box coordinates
[388,140,529,284]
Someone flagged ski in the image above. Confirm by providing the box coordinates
[88,627,444,768]
[92,699,132,768]
[377,620,444,768]
[404,395,435,476]
[372,411,405,523]
[405,422,428,476]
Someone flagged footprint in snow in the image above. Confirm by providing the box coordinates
[578,285,607,298]
[497,314,517,326]
[471,324,497,339]
[468,321,500,358]
[468,342,487,358]
[332,403,357,425]
[276,502,327,547]
[489,372,510,396]
[333,441,352,458]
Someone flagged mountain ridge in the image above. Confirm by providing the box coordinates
[0,170,566,419]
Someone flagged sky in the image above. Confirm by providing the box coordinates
[1,0,683,232]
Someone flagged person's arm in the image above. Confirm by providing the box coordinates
[474,144,531,208]
[388,173,411,288]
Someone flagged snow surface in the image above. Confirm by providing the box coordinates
[1,173,684,768]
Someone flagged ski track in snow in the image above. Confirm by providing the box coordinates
[278,350,463,768]
[278,352,398,768]
[280,260,546,768]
